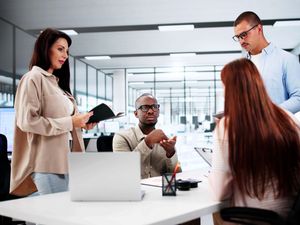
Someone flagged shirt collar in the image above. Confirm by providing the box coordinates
[134,125,147,141]
[32,66,57,78]
[246,42,274,59]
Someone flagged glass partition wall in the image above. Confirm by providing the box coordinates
[0,20,14,107]
[127,66,224,133]
[0,18,113,113]
[1,16,224,135]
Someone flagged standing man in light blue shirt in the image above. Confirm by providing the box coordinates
[233,11,300,113]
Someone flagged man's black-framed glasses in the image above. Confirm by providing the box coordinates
[232,24,258,42]
[137,104,160,112]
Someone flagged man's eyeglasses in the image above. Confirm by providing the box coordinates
[137,104,160,112]
[232,24,258,42]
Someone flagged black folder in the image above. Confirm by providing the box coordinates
[87,103,124,123]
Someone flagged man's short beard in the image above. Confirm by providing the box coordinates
[142,121,157,127]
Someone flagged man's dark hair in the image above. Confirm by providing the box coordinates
[135,93,155,109]
[234,11,262,27]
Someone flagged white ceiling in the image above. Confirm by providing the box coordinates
[1,0,300,70]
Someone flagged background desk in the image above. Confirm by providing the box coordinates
[83,135,99,152]
[0,177,225,225]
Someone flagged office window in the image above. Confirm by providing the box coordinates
[0,19,13,74]
[0,108,15,152]
[69,56,75,94]
[87,66,97,109]
[157,88,185,125]
[97,71,105,100]
[126,66,224,127]
[14,28,36,107]
[16,28,35,77]
[0,20,14,107]
[128,87,134,107]
[75,59,87,112]
[0,76,14,107]
[128,71,155,100]
[105,75,113,100]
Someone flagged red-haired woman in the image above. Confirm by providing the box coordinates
[209,58,300,222]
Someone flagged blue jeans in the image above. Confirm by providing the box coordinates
[30,172,69,196]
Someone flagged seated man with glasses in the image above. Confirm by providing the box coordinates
[113,93,180,179]
[233,11,300,113]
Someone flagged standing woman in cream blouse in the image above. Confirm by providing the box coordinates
[10,28,97,197]
[209,58,300,223]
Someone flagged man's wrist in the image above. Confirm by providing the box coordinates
[144,138,153,149]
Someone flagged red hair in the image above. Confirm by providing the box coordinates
[221,58,300,199]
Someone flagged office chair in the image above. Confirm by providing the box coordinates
[220,189,300,225]
[0,134,26,225]
[96,134,114,152]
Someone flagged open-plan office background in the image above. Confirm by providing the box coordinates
[0,17,224,134]
[1,0,300,135]
[0,18,113,112]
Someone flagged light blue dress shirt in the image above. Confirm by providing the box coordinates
[247,43,300,113]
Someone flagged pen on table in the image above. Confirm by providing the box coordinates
[166,162,181,191]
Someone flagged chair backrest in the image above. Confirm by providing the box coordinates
[220,190,300,225]
[286,190,300,225]
[0,134,8,160]
[96,134,114,152]
[0,134,26,225]
[0,134,11,201]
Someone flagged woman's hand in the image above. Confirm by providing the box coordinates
[82,122,98,130]
[72,112,94,128]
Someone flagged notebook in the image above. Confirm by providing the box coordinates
[68,152,144,201]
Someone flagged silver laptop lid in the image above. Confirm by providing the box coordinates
[68,152,142,201]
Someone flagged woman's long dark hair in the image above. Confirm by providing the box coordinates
[221,58,300,199]
[29,28,72,94]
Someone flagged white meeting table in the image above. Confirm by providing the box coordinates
[0,171,226,225]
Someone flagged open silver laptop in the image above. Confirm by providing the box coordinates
[68,152,144,201]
